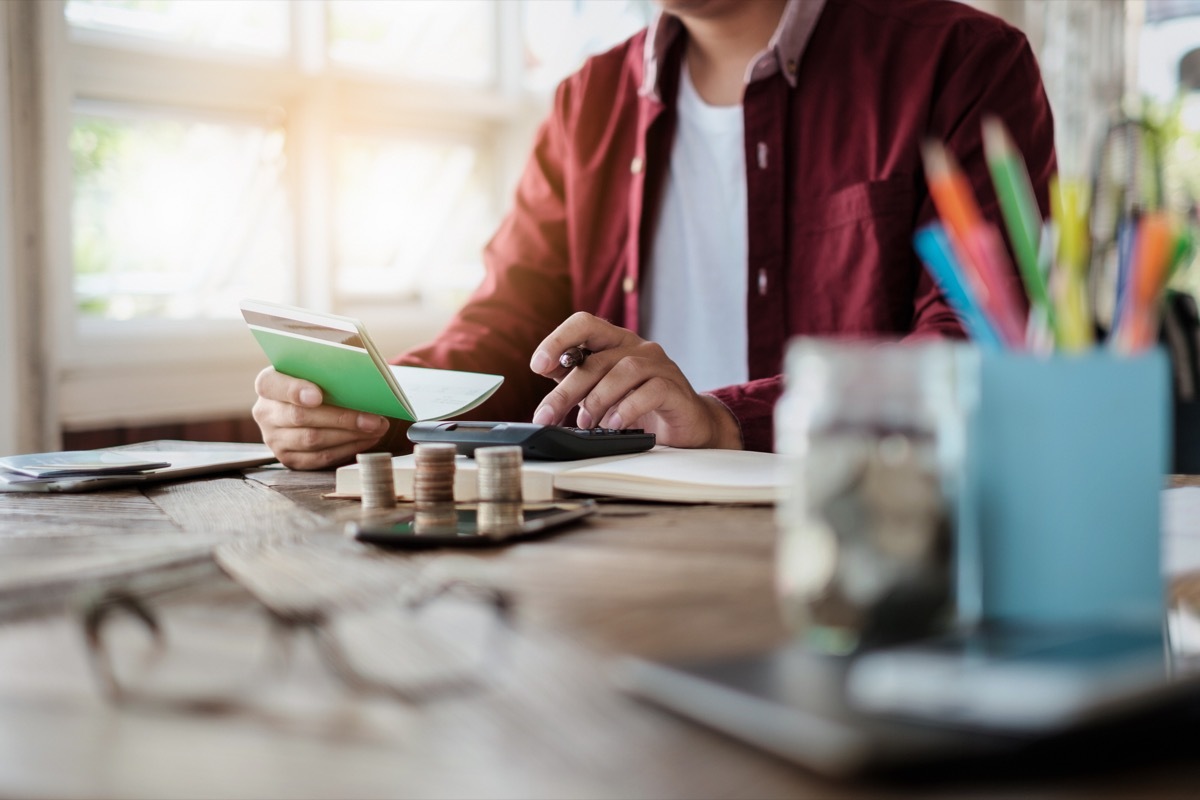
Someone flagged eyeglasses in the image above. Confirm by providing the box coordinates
[80,534,514,716]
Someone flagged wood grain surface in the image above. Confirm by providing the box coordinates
[0,445,1196,799]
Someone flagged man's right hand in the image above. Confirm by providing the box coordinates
[252,367,391,470]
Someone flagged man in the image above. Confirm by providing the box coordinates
[254,0,1055,470]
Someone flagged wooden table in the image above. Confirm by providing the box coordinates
[0,455,1198,800]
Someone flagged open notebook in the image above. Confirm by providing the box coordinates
[241,299,503,421]
[335,446,783,504]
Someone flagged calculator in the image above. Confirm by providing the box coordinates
[407,421,656,461]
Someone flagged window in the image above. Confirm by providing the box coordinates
[522,0,651,93]
[1137,0,1200,292]
[31,0,650,434]
[326,0,496,84]
[65,0,289,56]
[71,104,292,320]
[1138,0,1200,200]
[333,133,493,302]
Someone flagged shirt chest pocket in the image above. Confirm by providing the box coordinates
[789,176,919,334]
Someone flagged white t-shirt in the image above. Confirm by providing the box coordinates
[642,62,749,393]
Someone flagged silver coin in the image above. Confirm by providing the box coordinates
[415,443,457,463]
[414,502,459,534]
[476,446,523,503]
[413,443,458,504]
[357,452,396,509]
[478,501,525,537]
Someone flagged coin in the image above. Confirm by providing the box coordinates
[356,452,397,509]
[414,443,457,506]
[478,501,525,537]
[414,501,459,534]
[475,445,523,503]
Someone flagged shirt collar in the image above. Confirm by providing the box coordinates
[639,0,828,102]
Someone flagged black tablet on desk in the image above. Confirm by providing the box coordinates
[614,622,1200,778]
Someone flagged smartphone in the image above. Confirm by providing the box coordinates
[345,500,596,549]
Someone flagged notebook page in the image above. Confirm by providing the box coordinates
[388,365,504,421]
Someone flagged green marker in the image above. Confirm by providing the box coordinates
[983,116,1055,334]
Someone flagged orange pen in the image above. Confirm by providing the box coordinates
[921,140,985,241]
[922,139,1027,348]
[1124,212,1172,351]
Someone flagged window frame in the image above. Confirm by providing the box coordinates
[38,0,538,433]
[0,4,18,455]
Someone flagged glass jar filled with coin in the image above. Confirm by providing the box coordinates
[774,339,970,654]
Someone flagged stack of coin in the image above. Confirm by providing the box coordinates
[413,443,458,507]
[475,445,523,502]
[476,445,524,537]
[414,505,459,534]
[477,501,524,537]
[356,452,397,510]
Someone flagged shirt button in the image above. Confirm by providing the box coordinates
[758,269,768,296]
[623,276,636,294]
[757,142,769,169]
[630,156,644,174]
[786,59,797,76]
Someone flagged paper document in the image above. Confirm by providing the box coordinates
[0,445,275,493]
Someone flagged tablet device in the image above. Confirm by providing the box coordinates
[616,622,1200,777]
[614,643,1013,777]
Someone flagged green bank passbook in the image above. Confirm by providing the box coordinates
[240,299,504,421]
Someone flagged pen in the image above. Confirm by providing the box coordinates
[957,224,1028,348]
[1115,211,1172,353]
[983,117,1055,334]
[559,346,591,370]
[1167,225,1195,282]
[913,223,1004,349]
[921,140,984,239]
[1049,177,1094,351]
[1111,211,1140,335]
[921,139,1027,348]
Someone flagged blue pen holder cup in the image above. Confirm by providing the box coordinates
[955,348,1170,627]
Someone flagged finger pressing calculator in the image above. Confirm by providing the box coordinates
[407,421,656,461]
